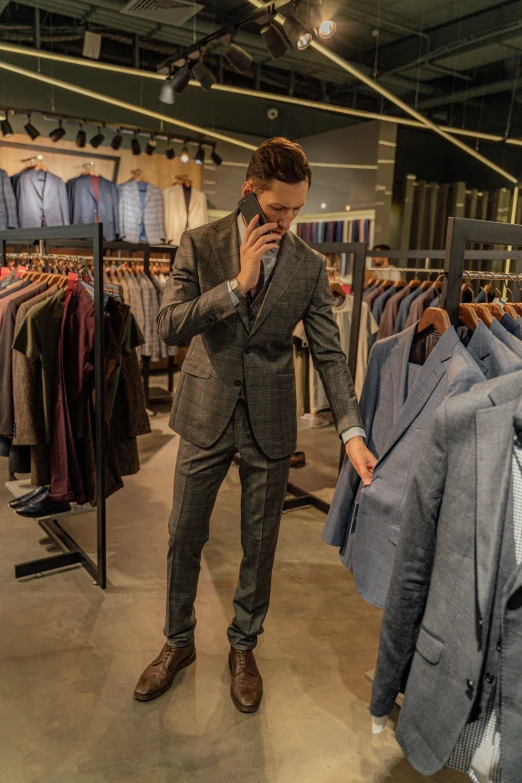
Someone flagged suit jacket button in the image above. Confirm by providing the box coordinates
[234,380,241,387]
[485,672,495,685]
[206,315,215,323]
[249,312,255,321]
[466,679,474,688]
[245,347,251,355]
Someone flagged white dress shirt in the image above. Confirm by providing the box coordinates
[228,215,365,445]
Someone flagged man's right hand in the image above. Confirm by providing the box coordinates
[236,215,280,296]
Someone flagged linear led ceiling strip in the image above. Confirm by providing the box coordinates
[1,43,522,149]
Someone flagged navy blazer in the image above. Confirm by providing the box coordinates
[13,168,69,228]
[0,169,18,229]
[67,175,119,241]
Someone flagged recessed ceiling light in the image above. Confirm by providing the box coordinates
[321,202,327,209]
[345,204,351,211]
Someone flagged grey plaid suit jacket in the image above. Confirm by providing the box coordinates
[0,169,18,229]
[371,371,522,781]
[489,317,522,361]
[118,180,165,246]
[322,324,486,609]
[466,319,522,377]
[157,211,362,460]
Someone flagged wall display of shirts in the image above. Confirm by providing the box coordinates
[0,267,150,515]
[0,166,208,245]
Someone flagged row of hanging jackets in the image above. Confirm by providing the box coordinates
[369,369,522,783]
[103,266,178,363]
[0,266,150,505]
[0,168,208,245]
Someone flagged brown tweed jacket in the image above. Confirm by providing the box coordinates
[157,211,362,459]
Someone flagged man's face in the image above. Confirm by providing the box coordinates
[372,255,389,269]
[242,179,308,238]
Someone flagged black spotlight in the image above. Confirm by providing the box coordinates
[1,111,13,138]
[131,132,141,155]
[76,122,87,148]
[171,63,191,94]
[283,15,313,50]
[165,136,175,160]
[111,128,123,150]
[225,43,252,74]
[145,134,157,156]
[211,144,222,166]
[24,113,40,140]
[49,119,66,142]
[195,143,205,165]
[90,126,105,148]
[192,61,217,91]
[180,143,190,164]
[261,22,289,59]
[159,77,175,104]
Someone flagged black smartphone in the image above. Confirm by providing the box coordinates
[238,192,268,228]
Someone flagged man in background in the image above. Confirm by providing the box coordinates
[369,243,401,281]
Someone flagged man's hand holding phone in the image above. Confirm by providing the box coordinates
[236,215,280,297]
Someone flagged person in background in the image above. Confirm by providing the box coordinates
[369,244,401,281]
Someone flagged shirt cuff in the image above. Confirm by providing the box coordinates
[341,427,366,444]
[226,279,240,306]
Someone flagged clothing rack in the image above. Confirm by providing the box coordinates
[0,223,108,588]
[283,241,367,516]
[441,217,522,324]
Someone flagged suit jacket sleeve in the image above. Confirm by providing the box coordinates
[2,172,18,228]
[370,401,447,717]
[303,257,362,434]
[157,230,237,345]
[58,178,70,226]
[111,182,120,238]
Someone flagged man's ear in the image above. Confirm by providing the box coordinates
[241,181,253,197]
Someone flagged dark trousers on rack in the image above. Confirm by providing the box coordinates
[164,399,291,651]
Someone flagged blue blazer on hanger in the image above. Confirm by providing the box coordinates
[67,174,119,241]
[13,168,69,228]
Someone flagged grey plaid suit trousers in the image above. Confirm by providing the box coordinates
[165,399,291,650]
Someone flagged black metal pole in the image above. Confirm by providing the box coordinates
[441,217,466,325]
[93,223,107,588]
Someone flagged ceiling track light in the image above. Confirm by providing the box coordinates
[159,75,175,104]
[192,60,217,91]
[49,118,66,142]
[283,15,313,51]
[225,42,253,74]
[111,128,123,150]
[145,133,157,155]
[171,62,191,94]
[165,135,175,160]
[194,142,205,164]
[76,122,86,148]
[90,125,105,148]
[309,5,336,39]
[211,144,222,166]
[261,21,289,59]
[24,112,40,140]
[131,132,141,155]
[180,141,190,164]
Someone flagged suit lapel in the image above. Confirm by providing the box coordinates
[249,231,300,338]
[27,168,43,201]
[475,394,520,624]
[377,326,458,466]
[389,325,414,423]
[210,212,249,333]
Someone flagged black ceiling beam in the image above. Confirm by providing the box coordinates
[376,0,522,77]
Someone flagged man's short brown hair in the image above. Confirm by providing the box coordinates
[246,137,312,193]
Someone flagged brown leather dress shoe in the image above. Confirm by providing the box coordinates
[229,648,263,713]
[134,642,196,702]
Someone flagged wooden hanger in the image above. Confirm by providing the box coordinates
[131,168,148,183]
[395,279,408,289]
[420,280,432,291]
[470,303,494,327]
[459,303,480,332]
[416,306,451,334]
[330,281,346,299]
[484,302,504,321]
[382,279,395,289]
[409,280,422,289]
[505,302,522,318]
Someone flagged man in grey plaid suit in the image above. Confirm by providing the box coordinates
[134,138,375,712]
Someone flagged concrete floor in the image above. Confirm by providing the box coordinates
[0,404,465,783]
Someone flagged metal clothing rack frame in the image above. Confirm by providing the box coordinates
[441,217,522,323]
[283,241,367,516]
[0,223,107,588]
